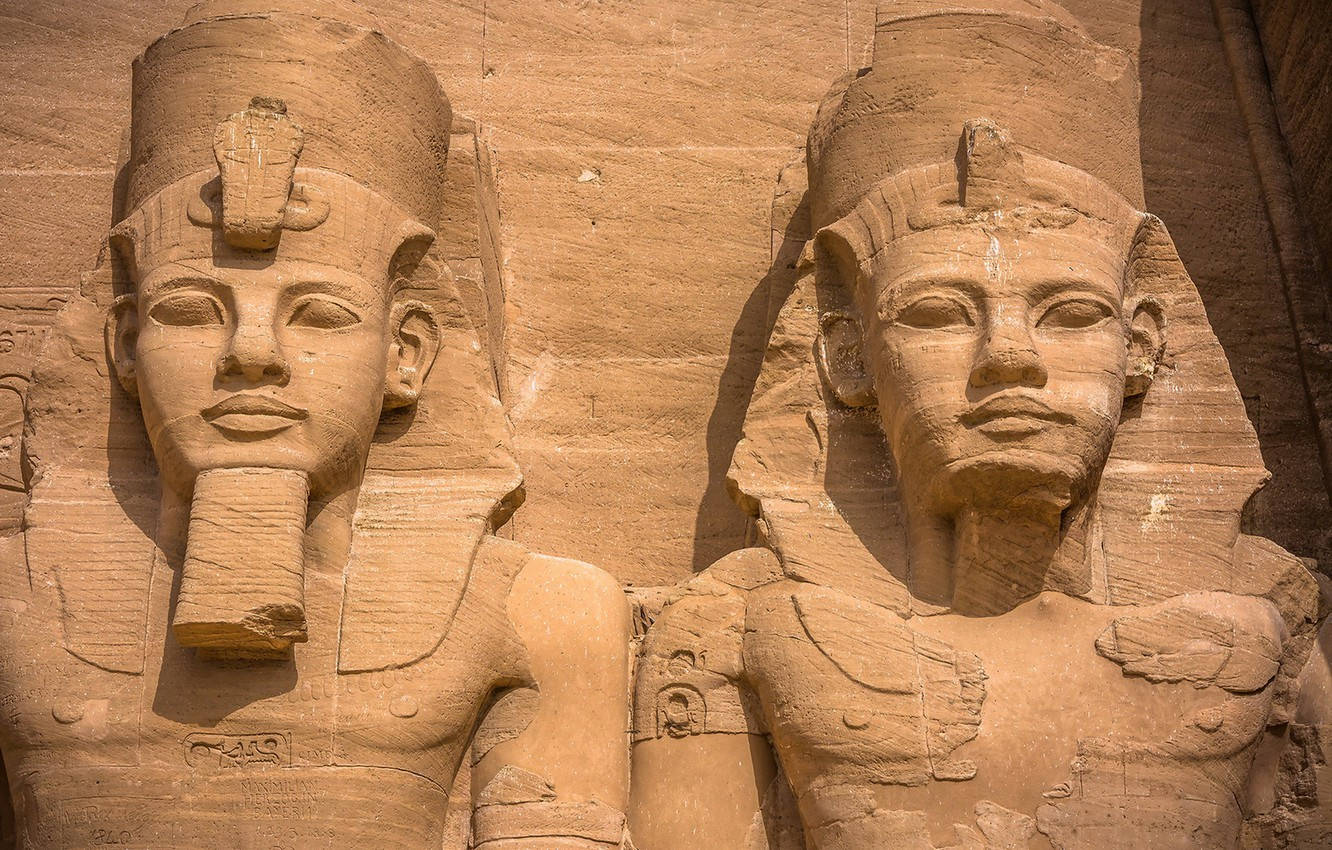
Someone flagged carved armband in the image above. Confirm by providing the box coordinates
[472,766,625,848]
[632,578,764,743]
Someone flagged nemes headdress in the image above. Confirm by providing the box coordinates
[728,0,1308,625]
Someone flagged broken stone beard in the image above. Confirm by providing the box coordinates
[172,466,310,657]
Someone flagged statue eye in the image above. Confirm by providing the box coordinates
[148,293,224,327]
[287,297,361,330]
[1039,299,1113,330]
[895,296,974,329]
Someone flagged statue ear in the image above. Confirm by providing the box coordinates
[817,309,877,407]
[382,220,441,409]
[1123,214,1176,399]
[105,294,140,398]
[1124,296,1165,398]
[383,299,441,410]
[813,224,877,408]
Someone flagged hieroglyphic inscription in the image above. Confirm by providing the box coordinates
[184,732,291,770]
[285,670,406,704]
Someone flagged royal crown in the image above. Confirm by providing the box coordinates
[807,0,1142,231]
[118,0,451,246]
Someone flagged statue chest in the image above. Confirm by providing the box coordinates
[743,584,1275,848]
[0,584,513,850]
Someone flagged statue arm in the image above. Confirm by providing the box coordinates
[1247,575,1332,838]
[627,561,781,850]
[471,554,631,849]
[630,731,777,850]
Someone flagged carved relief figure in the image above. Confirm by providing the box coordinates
[630,2,1320,848]
[0,2,629,847]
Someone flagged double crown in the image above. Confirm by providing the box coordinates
[807,0,1144,234]
[112,0,451,275]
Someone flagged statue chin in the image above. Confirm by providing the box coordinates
[147,421,368,501]
[927,448,1096,517]
[884,399,1120,522]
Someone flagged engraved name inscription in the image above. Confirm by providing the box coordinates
[184,731,291,770]
[241,777,326,820]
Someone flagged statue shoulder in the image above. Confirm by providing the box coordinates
[469,537,627,632]
[1233,533,1322,633]
[634,548,783,742]
[505,547,630,686]
[640,547,784,670]
[509,549,628,633]
[1230,533,1325,724]
[646,547,785,636]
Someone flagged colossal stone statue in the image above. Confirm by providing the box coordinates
[630,2,1322,848]
[0,2,630,847]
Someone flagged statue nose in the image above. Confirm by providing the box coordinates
[969,327,1047,389]
[217,326,290,385]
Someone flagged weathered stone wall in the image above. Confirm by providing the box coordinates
[1139,0,1332,568]
[1253,0,1332,301]
[2,0,1328,589]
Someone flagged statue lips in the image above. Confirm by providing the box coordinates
[202,394,309,437]
[959,394,1076,440]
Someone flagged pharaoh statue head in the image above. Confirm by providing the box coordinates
[727,0,1273,616]
[21,0,522,667]
[107,0,450,501]
[810,0,1158,520]
[816,120,1167,523]
[99,0,453,655]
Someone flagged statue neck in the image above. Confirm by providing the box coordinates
[906,498,1070,616]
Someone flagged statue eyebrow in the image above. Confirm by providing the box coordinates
[280,277,376,309]
[876,271,983,308]
[141,274,224,299]
[1024,275,1121,305]
[868,274,979,325]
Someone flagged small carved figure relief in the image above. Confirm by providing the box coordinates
[629,2,1322,848]
[0,2,629,847]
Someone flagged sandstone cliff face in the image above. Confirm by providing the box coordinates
[0,3,1329,850]
[1254,0,1332,305]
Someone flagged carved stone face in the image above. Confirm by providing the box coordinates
[829,222,1163,513]
[110,228,440,499]
[136,255,388,499]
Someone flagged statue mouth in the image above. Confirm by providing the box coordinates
[960,394,1076,438]
[202,394,308,435]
